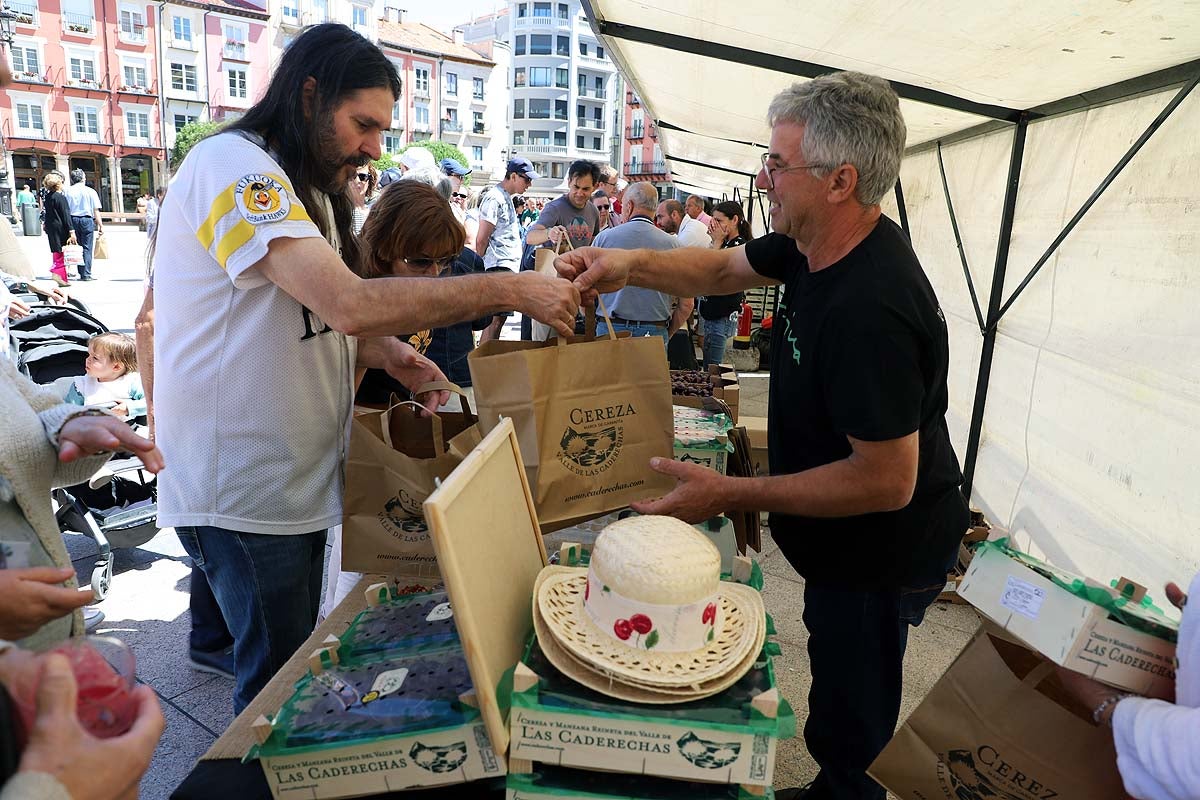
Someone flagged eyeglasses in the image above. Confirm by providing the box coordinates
[452,192,469,199]
[354,173,370,181]
[760,152,827,190]
[403,256,455,271]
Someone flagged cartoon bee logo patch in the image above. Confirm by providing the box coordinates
[235,174,290,224]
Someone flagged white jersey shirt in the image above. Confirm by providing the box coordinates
[153,132,356,535]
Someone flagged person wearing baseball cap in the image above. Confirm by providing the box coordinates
[475,156,540,341]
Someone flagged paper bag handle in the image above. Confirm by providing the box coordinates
[413,380,476,420]
[1020,660,1056,688]
[380,396,445,456]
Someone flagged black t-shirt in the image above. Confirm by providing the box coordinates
[745,217,967,588]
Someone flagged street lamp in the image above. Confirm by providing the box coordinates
[0,5,17,221]
[0,5,17,45]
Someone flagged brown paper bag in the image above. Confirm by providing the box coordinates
[468,306,674,531]
[342,390,479,576]
[92,232,109,260]
[529,238,566,342]
[869,632,1127,800]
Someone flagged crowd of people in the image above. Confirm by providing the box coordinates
[0,23,1196,800]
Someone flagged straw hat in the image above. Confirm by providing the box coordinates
[534,516,765,700]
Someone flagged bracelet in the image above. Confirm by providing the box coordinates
[1092,692,1131,727]
[50,408,114,448]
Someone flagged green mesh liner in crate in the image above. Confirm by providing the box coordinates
[510,635,794,739]
[255,644,477,756]
[339,589,460,658]
[980,538,1179,643]
[508,764,776,798]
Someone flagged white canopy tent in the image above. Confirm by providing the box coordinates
[586,0,1200,590]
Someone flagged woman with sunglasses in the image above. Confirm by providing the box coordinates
[354,180,491,406]
[696,200,753,367]
[349,163,379,235]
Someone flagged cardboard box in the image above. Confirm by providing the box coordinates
[259,721,503,798]
[957,541,1177,698]
[738,416,768,476]
[508,639,792,787]
[507,764,775,799]
[672,373,740,422]
[694,516,737,575]
[674,405,734,476]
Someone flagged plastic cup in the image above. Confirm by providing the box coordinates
[8,635,138,740]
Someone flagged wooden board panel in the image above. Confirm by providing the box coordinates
[424,417,548,755]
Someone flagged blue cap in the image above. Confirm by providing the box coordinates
[378,167,403,188]
[439,158,471,177]
[505,157,539,180]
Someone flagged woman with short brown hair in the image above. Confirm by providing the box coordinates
[359,181,464,279]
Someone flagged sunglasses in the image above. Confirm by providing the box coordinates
[596,204,610,211]
[403,256,455,271]
[354,173,370,181]
[452,192,469,199]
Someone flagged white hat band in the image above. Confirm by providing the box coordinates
[583,565,722,653]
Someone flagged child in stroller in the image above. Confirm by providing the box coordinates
[8,301,159,600]
[66,332,147,422]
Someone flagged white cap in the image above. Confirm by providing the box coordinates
[398,147,437,173]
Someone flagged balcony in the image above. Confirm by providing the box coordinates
[280,6,302,28]
[14,69,50,86]
[577,53,614,70]
[471,123,488,136]
[627,123,644,139]
[223,41,248,61]
[119,23,147,43]
[624,160,667,176]
[117,83,155,96]
[577,87,607,100]
[441,119,463,134]
[65,77,104,92]
[170,34,198,51]
[9,0,36,25]
[413,86,430,100]
[577,118,604,132]
[471,159,486,173]
[412,120,432,133]
[524,144,568,156]
[62,11,97,36]
[471,92,486,104]
[514,14,568,30]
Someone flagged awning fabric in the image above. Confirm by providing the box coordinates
[588,0,1200,590]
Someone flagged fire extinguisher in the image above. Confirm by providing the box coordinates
[738,301,754,337]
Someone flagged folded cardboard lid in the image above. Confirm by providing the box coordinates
[424,417,548,755]
[740,416,768,449]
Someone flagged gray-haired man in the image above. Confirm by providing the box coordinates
[557,71,968,800]
[64,169,103,281]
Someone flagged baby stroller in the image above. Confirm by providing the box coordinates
[8,299,159,599]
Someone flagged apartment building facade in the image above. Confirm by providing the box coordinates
[621,87,670,195]
[458,0,618,195]
[2,0,165,213]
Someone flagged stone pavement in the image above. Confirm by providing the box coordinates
[13,225,981,798]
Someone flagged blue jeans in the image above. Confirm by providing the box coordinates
[596,320,670,346]
[700,315,737,368]
[69,215,95,278]
[188,565,233,655]
[799,544,960,798]
[176,526,327,714]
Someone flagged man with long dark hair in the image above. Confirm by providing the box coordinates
[151,23,580,713]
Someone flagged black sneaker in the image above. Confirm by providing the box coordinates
[188,646,235,680]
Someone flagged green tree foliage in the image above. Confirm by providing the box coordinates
[373,153,398,172]
[169,120,226,171]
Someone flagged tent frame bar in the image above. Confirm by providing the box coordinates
[989,71,1200,330]
[666,154,758,179]
[936,141,986,332]
[893,177,910,241]
[593,20,1024,123]
[961,114,1029,498]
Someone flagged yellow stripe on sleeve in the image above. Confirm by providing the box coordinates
[215,220,255,270]
[196,181,241,251]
